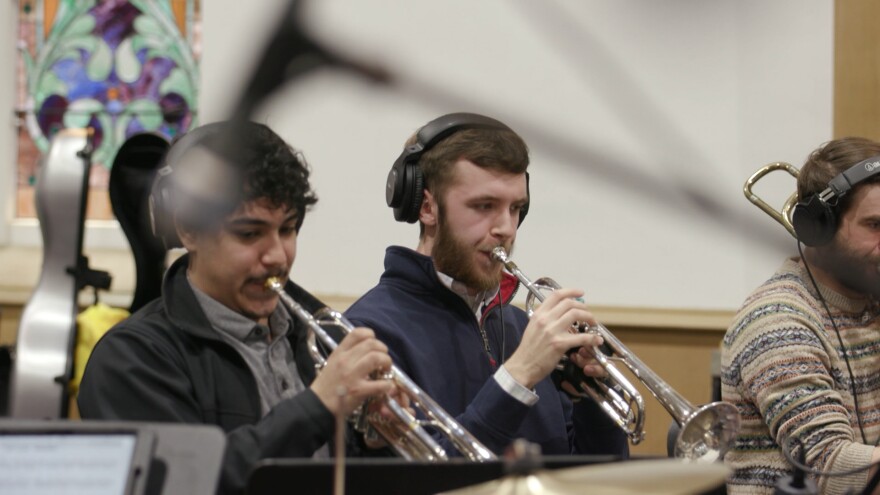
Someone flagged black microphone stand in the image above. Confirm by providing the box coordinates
[774,445,817,495]
[229,0,390,124]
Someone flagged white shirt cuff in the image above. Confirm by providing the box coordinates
[494,365,539,406]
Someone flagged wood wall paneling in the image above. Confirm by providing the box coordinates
[834,0,880,140]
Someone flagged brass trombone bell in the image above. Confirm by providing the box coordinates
[742,162,800,237]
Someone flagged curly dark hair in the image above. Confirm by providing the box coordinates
[225,122,318,231]
[171,121,318,233]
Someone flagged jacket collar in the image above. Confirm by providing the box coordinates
[484,273,520,318]
[162,254,221,341]
[382,246,520,310]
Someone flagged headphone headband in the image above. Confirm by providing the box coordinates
[385,112,528,225]
[148,122,241,249]
[825,155,880,198]
[792,154,880,246]
[404,113,513,168]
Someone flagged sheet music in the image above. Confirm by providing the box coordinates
[0,434,136,495]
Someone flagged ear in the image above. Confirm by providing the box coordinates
[174,217,199,252]
[419,189,438,227]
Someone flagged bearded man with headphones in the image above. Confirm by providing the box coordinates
[344,113,629,458]
[722,137,880,495]
[77,121,395,494]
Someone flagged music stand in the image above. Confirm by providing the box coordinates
[0,420,156,495]
[247,455,621,495]
[0,419,225,495]
[140,422,226,495]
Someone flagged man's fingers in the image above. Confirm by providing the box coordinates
[557,331,601,353]
[358,379,394,398]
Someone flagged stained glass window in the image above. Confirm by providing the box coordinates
[15,0,201,219]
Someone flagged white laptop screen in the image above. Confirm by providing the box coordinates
[0,433,139,495]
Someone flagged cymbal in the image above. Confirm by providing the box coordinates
[438,459,731,495]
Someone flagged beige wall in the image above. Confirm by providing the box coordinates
[0,305,20,348]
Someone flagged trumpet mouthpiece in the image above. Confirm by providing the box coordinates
[491,246,508,262]
[264,276,282,291]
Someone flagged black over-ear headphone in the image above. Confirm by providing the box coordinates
[791,154,880,246]
[385,112,530,225]
[149,122,236,249]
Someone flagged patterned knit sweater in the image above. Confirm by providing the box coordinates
[721,257,880,495]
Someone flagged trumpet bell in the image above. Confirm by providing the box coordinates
[673,401,740,462]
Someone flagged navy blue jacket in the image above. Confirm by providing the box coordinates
[345,246,629,457]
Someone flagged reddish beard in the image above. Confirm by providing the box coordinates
[432,213,509,292]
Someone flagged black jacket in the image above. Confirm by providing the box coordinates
[78,254,337,494]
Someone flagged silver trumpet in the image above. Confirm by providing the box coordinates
[265,277,496,462]
[490,247,741,462]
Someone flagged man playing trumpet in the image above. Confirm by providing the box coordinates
[345,112,629,457]
[723,137,880,494]
[78,121,395,494]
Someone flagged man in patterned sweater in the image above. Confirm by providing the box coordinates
[722,137,880,494]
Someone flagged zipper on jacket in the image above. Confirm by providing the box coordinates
[480,280,521,369]
[430,269,520,369]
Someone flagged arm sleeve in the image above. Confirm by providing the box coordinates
[447,376,535,455]
[495,365,539,405]
[495,364,629,456]
[569,394,630,457]
[77,326,335,495]
[726,311,874,494]
[344,315,534,457]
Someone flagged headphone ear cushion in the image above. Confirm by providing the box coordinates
[402,165,425,224]
[792,196,838,247]
[518,201,529,227]
[148,124,224,249]
[149,168,182,249]
[517,172,530,227]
